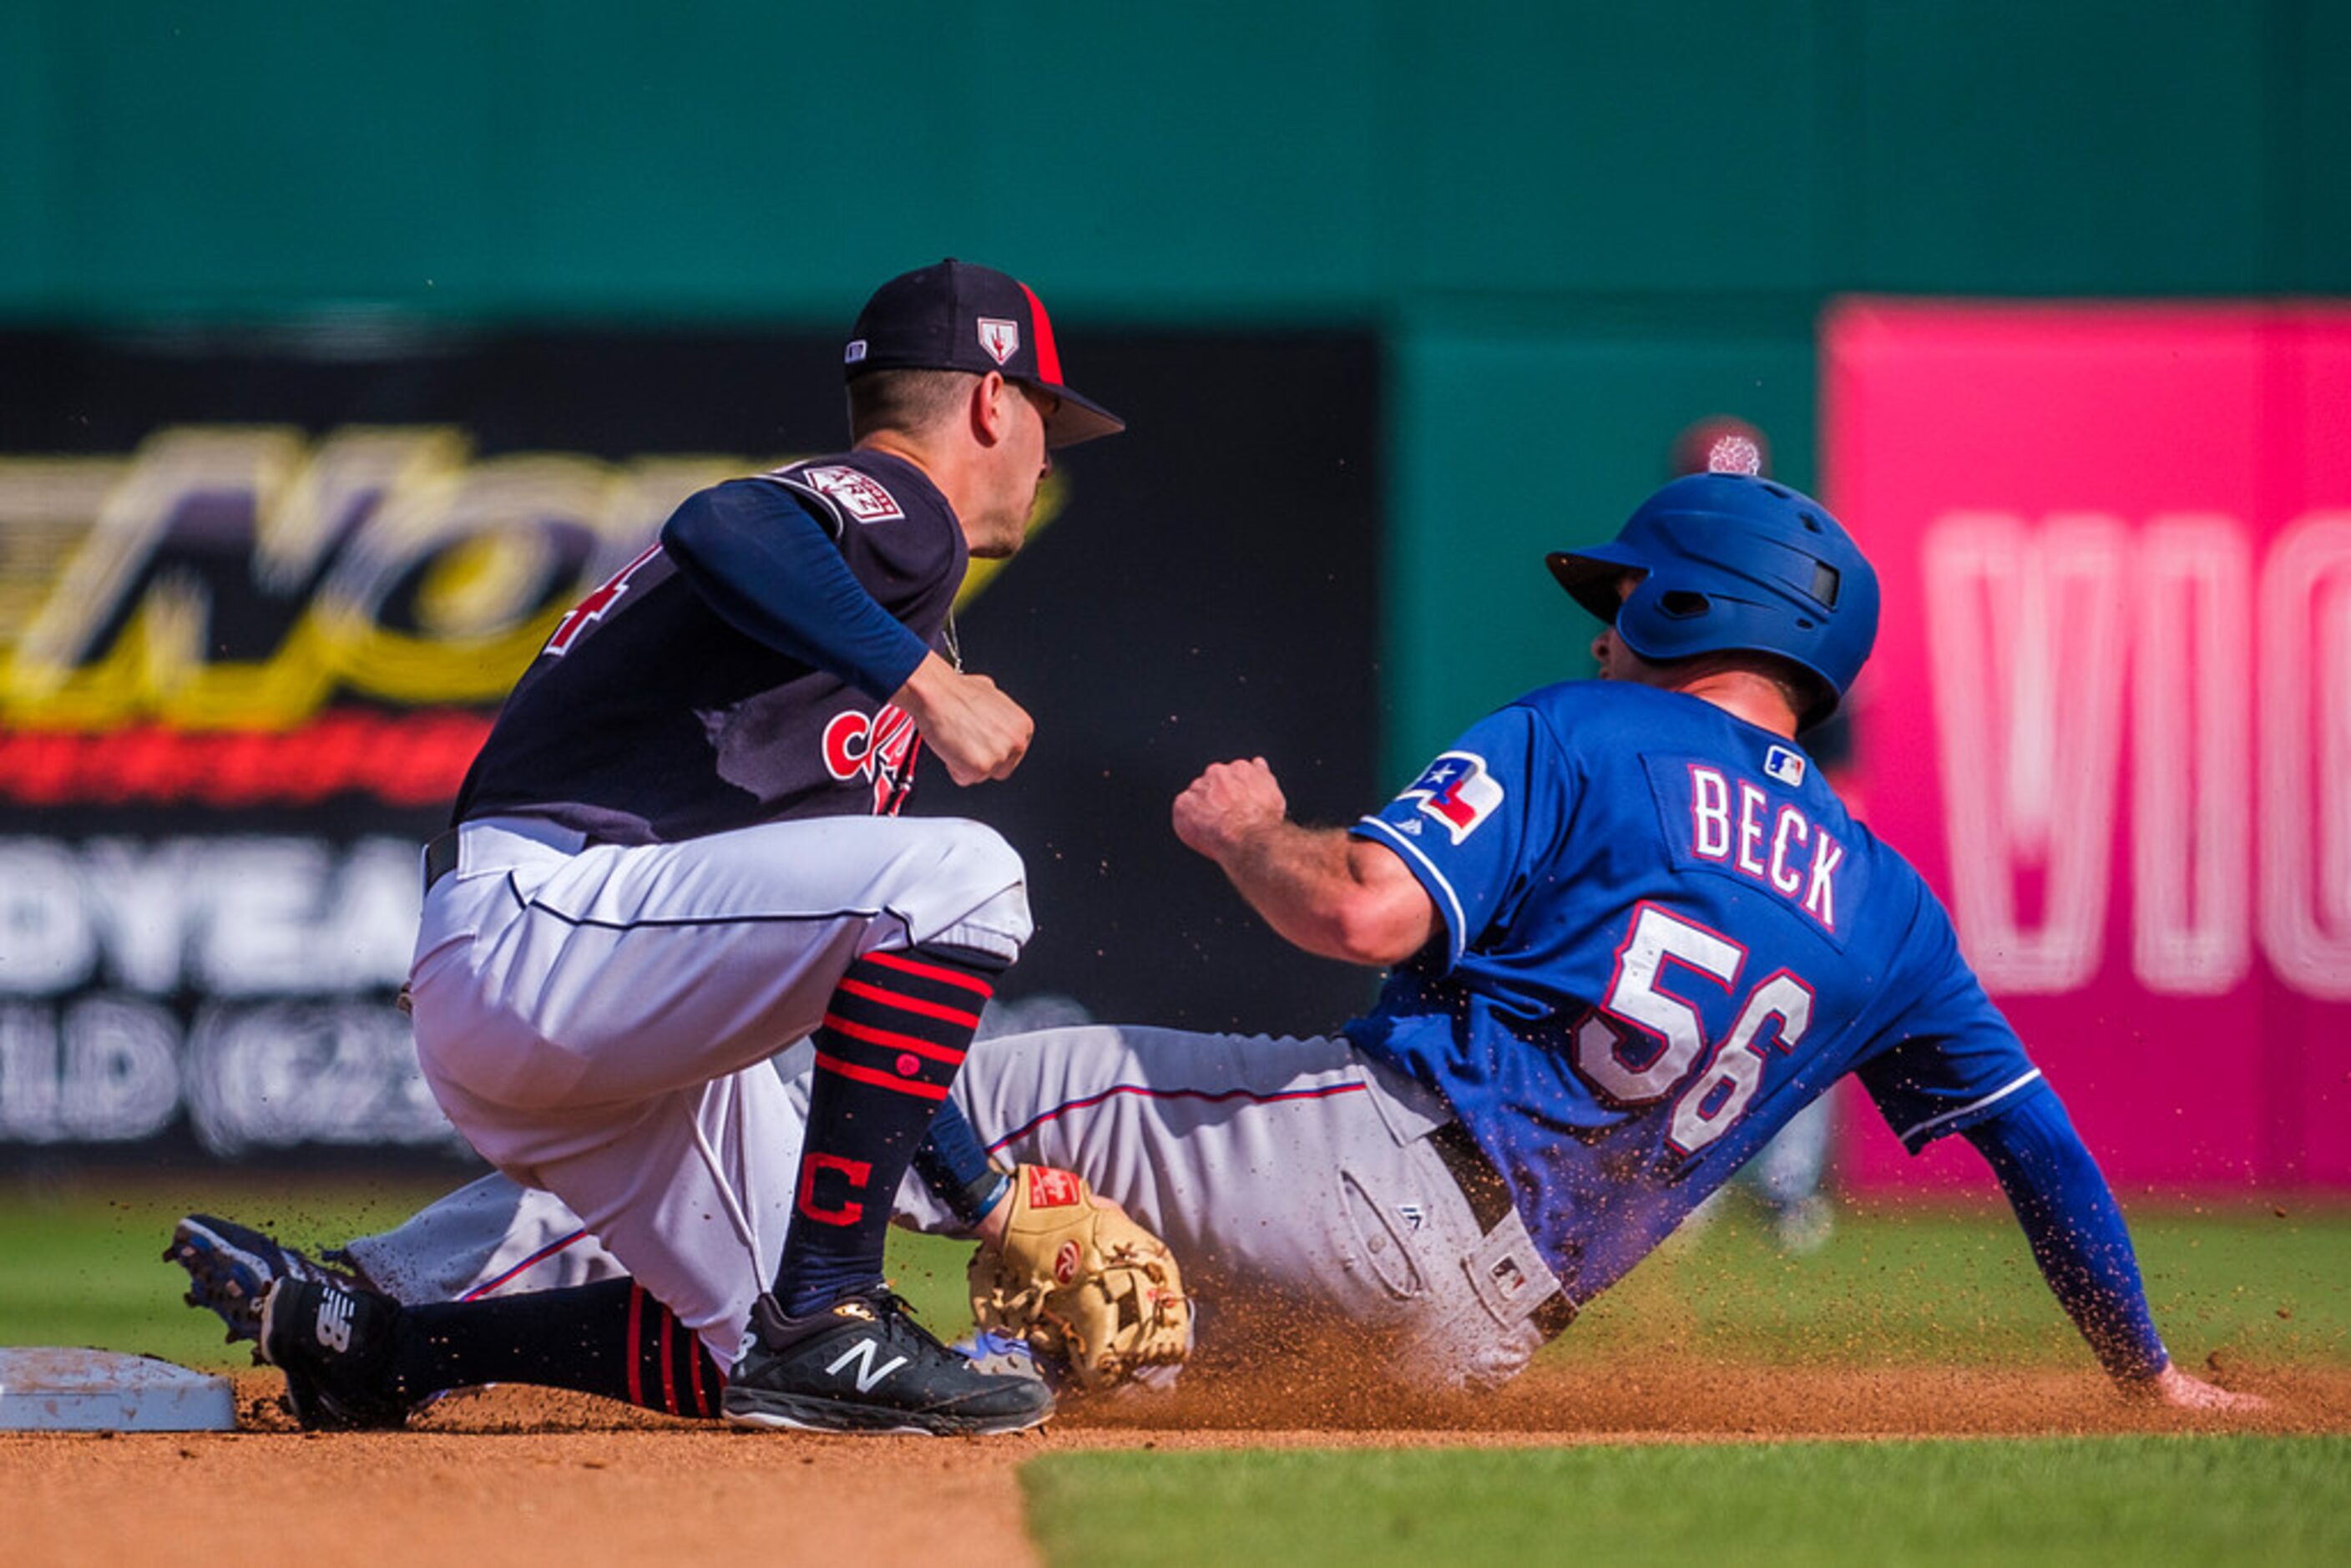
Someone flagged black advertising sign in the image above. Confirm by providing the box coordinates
[0,326,1380,1165]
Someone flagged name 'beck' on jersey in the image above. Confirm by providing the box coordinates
[1346,680,2045,1305]
[451,450,967,845]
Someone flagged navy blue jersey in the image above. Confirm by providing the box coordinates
[1343,680,2046,1304]
[453,451,965,844]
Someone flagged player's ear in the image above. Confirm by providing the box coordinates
[968,372,1013,447]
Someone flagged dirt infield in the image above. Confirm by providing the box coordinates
[10,1362,2348,1566]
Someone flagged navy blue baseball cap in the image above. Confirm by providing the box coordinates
[845,259,1126,448]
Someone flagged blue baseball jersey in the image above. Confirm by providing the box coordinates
[1343,680,2047,1306]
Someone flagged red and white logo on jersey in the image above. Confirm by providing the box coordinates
[1025,1166,1084,1209]
[822,702,923,815]
[1401,751,1504,844]
[544,543,664,656]
[977,317,1020,366]
[797,465,905,524]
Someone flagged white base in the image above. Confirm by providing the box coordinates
[0,1348,237,1432]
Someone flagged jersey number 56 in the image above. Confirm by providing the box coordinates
[1575,902,1814,1156]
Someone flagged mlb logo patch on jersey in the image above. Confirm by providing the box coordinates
[978,317,1020,365]
[1764,745,1807,787]
[796,465,906,524]
[1401,751,1504,844]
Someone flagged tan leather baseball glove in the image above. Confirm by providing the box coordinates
[968,1165,1190,1391]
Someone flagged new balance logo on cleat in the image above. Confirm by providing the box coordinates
[257,1277,411,1431]
[826,1337,910,1393]
[314,1287,356,1353]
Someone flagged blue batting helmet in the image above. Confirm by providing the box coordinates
[1545,473,1879,723]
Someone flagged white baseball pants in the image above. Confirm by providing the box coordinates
[403,812,1032,1365]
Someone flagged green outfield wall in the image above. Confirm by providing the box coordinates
[5,0,2348,776]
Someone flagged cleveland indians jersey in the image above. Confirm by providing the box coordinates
[1344,680,2046,1305]
[452,451,964,843]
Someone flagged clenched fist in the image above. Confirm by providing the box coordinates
[894,652,1033,785]
[1172,756,1288,863]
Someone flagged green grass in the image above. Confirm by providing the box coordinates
[1556,1196,2351,1368]
[1024,1437,2351,1567]
[0,1177,456,1368]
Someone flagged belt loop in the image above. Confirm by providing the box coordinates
[1427,1119,1514,1232]
[421,828,462,896]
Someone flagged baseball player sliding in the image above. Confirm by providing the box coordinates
[174,453,2257,1417]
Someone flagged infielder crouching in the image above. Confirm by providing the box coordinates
[209,260,1138,1438]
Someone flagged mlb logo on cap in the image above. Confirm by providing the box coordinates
[846,259,1125,448]
[977,318,1019,365]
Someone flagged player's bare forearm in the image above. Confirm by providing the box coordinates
[1211,817,1378,961]
[1173,758,1439,966]
[894,650,1033,784]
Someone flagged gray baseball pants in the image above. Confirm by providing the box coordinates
[347,1024,1566,1391]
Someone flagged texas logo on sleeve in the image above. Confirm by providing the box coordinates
[1401,751,1504,844]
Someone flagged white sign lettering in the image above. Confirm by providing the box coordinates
[1926,511,2351,998]
[0,835,461,1151]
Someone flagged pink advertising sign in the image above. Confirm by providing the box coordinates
[1827,301,2351,1193]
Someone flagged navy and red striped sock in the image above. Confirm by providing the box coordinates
[773,941,1003,1317]
[391,1278,726,1419]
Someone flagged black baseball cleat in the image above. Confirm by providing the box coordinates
[722,1290,1054,1436]
[164,1213,356,1345]
[256,1277,412,1431]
